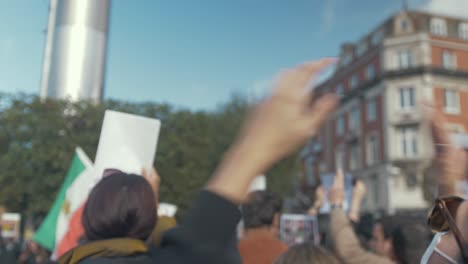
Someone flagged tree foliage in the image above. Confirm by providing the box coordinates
[0,94,298,220]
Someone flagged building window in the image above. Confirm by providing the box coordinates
[398,126,418,158]
[371,30,383,46]
[442,51,457,70]
[444,89,460,114]
[366,64,375,80]
[336,84,344,97]
[350,74,359,89]
[398,50,414,69]
[459,23,468,40]
[367,134,379,165]
[349,144,361,171]
[356,41,368,56]
[336,115,345,136]
[367,98,377,122]
[349,106,360,133]
[335,145,345,169]
[430,18,447,36]
[399,87,415,111]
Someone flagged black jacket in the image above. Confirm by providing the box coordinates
[62,191,242,264]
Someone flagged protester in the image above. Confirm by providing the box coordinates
[328,169,432,264]
[57,58,338,264]
[238,190,287,264]
[421,109,468,263]
[274,241,339,264]
[18,240,51,264]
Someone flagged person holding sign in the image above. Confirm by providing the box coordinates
[58,58,338,264]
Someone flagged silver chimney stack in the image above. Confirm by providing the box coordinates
[40,0,111,102]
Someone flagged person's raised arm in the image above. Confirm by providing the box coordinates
[206,58,338,203]
[430,110,466,197]
[158,59,339,264]
[329,169,393,264]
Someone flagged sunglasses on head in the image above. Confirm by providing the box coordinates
[428,196,468,262]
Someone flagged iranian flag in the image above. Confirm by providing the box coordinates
[34,147,96,258]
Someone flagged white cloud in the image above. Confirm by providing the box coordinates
[418,0,468,19]
[321,0,336,33]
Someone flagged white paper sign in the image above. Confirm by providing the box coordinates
[158,203,178,217]
[1,213,21,238]
[280,214,319,246]
[94,110,161,179]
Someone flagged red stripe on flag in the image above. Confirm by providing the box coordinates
[55,203,86,258]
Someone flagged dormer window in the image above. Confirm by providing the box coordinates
[401,19,409,32]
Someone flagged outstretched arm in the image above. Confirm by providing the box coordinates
[207,58,338,203]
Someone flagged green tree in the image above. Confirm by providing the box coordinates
[0,94,298,221]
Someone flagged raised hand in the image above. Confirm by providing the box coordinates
[208,58,338,203]
[142,167,161,204]
[238,58,338,170]
[430,110,467,196]
[329,169,346,206]
[349,180,367,222]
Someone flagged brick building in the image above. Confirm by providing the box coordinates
[301,10,468,213]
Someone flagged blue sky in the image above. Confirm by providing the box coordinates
[0,0,458,110]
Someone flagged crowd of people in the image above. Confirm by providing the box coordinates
[1,58,467,263]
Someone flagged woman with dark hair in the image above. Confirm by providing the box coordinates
[274,242,339,264]
[58,58,338,264]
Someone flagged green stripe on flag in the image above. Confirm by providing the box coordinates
[33,150,86,250]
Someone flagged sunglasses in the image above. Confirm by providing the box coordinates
[428,196,468,262]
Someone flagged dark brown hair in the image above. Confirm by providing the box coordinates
[82,172,157,241]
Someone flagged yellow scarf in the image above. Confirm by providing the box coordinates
[58,238,148,264]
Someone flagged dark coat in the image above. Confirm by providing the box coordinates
[60,191,242,264]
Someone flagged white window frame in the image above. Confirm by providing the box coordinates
[442,50,457,70]
[398,49,414,69]
[398,126,418,158]
[336,115,345,136]
[349,144,361,171]
[366,63,375,80]
[398,87,415,111]
[459,23,468,40]
[350,74,359,89]
[431,18,448,36]
[444,89,460,114]
[367,98,377,122]
[349,106,360,133]
[366,134,379,166]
